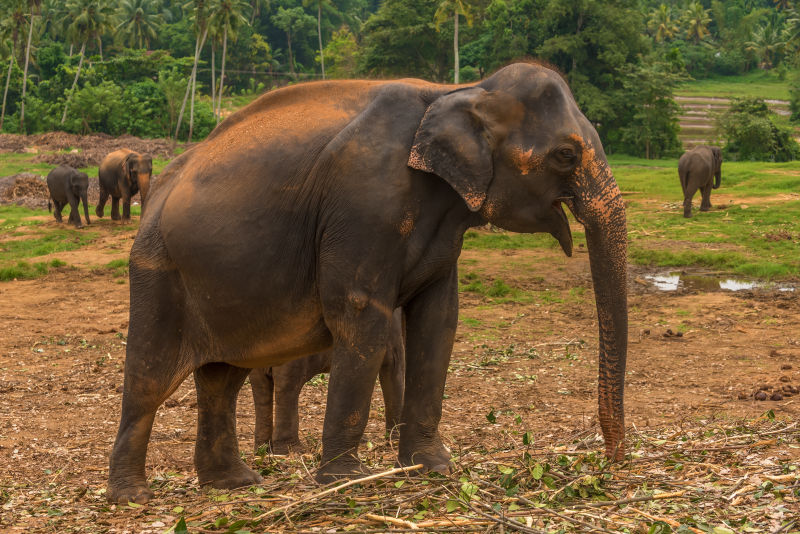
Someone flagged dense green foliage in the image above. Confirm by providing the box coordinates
[0,0,799,156]
[717,97,800,161]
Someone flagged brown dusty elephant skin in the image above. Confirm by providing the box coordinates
[96,149,152,222]
[46,165,91,228]
[107,62,628,504]
[250,308,405,454]
[678,145,722,218]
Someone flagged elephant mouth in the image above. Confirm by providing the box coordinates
[549,199,573,257]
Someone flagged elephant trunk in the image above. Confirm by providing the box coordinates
[713,169,721,190]
[569,155,628,461]
[82,192,91,225]
[138,174,151,214]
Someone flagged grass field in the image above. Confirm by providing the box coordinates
[676,70,793,101]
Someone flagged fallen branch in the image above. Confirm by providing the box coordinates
[576,490,687,509]
[364,512,419,529]
[254,463,424,520]
[629,507,704,534]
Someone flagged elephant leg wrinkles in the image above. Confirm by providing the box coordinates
[194,362,263,489]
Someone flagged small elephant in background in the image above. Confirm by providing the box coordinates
[678,145,722,218]
[249,308,405,455]
[46,165,91,228]
[96,149,152,222]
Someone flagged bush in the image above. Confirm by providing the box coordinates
[718,97,800,162]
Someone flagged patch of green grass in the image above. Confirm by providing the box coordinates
[676,71,791,101]
[0,258,67,281]
[460,317,483,328]
[0,153,57,176]
[105,258,129,277]
[463,230,575,250]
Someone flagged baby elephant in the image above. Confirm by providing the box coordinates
[249,309,405,454]
[46,165,91,228]
[96,149,152,222]
[678,145,722,218]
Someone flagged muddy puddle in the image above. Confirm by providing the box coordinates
[643,271,796,292]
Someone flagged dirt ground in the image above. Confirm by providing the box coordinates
[1,155,799,530]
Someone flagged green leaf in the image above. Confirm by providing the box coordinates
[509,503,521,511]
[446,499,461,513]
[174,517,188,534]
[172,506,184,514]
[522,432,533,445]
[394,480,405,488]
[486,409,497,423]
[532,463,544,480]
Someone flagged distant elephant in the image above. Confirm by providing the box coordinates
[678,145,722,218]
[108,62,628,504]
[250,308,405,454]
[46,165,91,228]
[96,149,152,222]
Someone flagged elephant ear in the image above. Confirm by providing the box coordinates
[408,87,495,212]
[123,153,136,184]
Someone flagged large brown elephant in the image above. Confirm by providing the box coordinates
[678,145,722,218]
[107,62,628,504]
[96,149,152,222]
[250,308,405,454]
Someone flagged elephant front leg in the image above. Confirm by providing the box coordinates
[111,196,121,221]
[194,362,263,490]
[316,308,391,483]
[397,269,458,474]
[249,369,274,454]
[67,195,83,228]
[121,194,133,223]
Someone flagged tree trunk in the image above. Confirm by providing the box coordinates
[210,43,216,119]
[97,35,103,61]
[61,41,86,125]
[175,26,208,140]
[453,12,459,84]
[286,32,296,79]
[189,64,197,141]
[20,6,35,134]
[1,51,14,131]
[317,3,325,79]
[216,26,227,125]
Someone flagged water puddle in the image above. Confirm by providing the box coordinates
[643,271,795,293]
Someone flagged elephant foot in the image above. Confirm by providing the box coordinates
[198,460,263,490]
[270,439,304,455]
[315,454,370,484]
[700,205,711,212]
[398,444,452,475]
[107,480,155,504]
[111,214,121,221]
[683,211,692,218]
[95,207,104,218]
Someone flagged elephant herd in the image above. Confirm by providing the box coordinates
[37,63,723,504]
[45,148,153,228]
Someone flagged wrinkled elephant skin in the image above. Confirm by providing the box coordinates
[107,63,629,503]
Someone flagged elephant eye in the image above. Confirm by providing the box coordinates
[558,148,576,162]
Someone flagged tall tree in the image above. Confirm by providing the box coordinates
[434,0,473,83]
[175,0,210,140]
[302,0,332,79]
[684,1,711,44]
[20,0,41,133]
[271,6,316,79]
[1,0,27,131]
[746,19,788,69]
[116,0,162,49]
[61,0,114,124]
[209,0,250,122]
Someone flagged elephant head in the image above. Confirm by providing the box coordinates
[124,152,153,211]
[711,146,722,189]
[71,171,91,225]
[409,63,628,460]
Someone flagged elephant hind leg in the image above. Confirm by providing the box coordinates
[53,200,64,223]
[195,362,263,490]
[700,184,713,211]
[683,181,698,218]
[250,368,274,454]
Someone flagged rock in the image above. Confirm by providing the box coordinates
[781,364,792,370]
[770,392,783,401]
[737,392,749,400]
[754,391,768,401]
[780,375,791,383]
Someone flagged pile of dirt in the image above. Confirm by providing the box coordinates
[0,132,190,167]
[0,173,50,210]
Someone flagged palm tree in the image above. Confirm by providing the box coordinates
[175,0,210,140]
[434,0,473,84]
[302,0,331,80]
[1,0,27,131]
[19,0,41,134]
[209,0,250,122]
[249,0,268,23]
[684,1,711,44]
[116,0,162,49]
[61,0,115,124]
[648,4,678,43]
[746,20,788,69]
[271,6,315,80]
